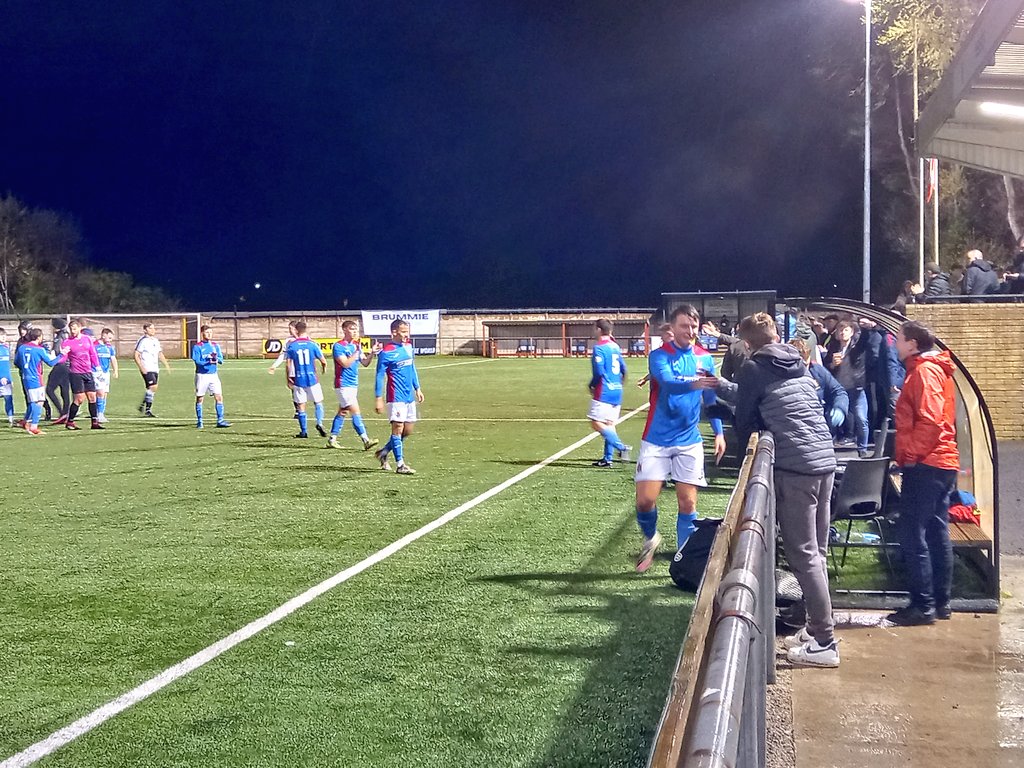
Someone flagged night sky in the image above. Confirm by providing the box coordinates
[4,1,868,310]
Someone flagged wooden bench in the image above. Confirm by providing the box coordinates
[949,521,992,549]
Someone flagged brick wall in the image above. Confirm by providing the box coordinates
[906,303,1024,440]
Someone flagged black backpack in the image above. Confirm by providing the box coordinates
[669,518,724,592]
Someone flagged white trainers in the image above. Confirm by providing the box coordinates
[635,532,662,573]
[395,463,416,475]
[783,627,813,650]
[787,638,840,668]
[374,448,391,471]
[96,413,108,423]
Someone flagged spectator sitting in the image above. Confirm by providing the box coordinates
[963,249,999,300]
[891,280,915,315]
[789,337,847,436]
[922,263,952,300]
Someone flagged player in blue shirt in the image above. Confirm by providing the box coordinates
[0,327,14,426]
[588,319,632,467]
[374,319,423,475]
[327,319,380,450]
[635,305,727,572]
[192,325,231,429]
[286,320,327,438]
[14,327,64,435]
[93,328,119,422]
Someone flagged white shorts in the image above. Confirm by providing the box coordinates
[0,379,11,397]
[195,373,223,397]
[292,383,324,405]
[26,386,46,403]
[386,401,418,423]
[335,386,359,409]
[587,399,621,423]
[635,441,707,486]
[94,372,111,393]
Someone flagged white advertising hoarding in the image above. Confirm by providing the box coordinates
[360,310,441,337]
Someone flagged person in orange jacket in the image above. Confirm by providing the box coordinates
[889,320,960,626]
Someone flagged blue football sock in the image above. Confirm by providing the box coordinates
[677,512,698,550]
[331,414,344,436]
[144,391,154,405]
[603,438,614,462]
[314,402,324,425]
[96,396,106,414]
[351,413,367,438]
[3,395,13,418]
[391,434,404,463]
[195,403,203,424]
[637,508,658,539]
[30,402,42,426]
[215,402,225,421]
[24,404,31,422]
[599,427,626,451]
[298,412,308,433]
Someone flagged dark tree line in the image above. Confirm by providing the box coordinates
[0,193,179,315]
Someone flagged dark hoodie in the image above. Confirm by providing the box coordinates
[924,271,952,298]
[964,258,999,297]
[729,343,837,476]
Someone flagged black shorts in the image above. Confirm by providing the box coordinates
[141,371,159,388]
[69,372,96,395]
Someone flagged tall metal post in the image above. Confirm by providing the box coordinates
[862,0,872,303]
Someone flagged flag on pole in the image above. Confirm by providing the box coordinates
[925,158,939,203]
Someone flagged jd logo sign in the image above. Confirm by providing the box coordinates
[263,339,283,354]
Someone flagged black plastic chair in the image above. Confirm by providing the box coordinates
[829,456,893,577]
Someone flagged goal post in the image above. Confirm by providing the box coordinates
[65,312,203,359]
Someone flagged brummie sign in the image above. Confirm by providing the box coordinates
[361,310,441,355]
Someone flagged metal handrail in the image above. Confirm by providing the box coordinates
[684,433,776,768]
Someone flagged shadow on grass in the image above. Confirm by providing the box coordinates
[487,458,608,469]
[476,515,693,767]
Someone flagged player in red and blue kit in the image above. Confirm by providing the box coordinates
[634,305,727,572]
[14,327,64,435]
[93,328,119,422]
[328,319,380,451]
[588,319,632,467]
[285,321,327,438]
[0,326,14,426]
[374,319,423,475]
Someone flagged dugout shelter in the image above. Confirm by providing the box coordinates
[785,298,1001,609]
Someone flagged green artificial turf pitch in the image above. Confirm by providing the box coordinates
[0,357,736,767]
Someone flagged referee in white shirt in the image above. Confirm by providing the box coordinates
[133,323,171,416]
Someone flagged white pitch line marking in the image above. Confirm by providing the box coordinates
[1,403,649,768]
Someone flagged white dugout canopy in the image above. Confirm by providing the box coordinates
[918,0,1024,177]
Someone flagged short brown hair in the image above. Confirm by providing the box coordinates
[594,318,612,335]
[788,337,811,361]
[657,322,672,333]
[294,321,307,334]
[737,312,777,350]
[200,324,211,333]
[900,320,936,353]
[342,320,358,331]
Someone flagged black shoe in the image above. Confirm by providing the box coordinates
[91,420,104,430]
[858,449,872,459]
[885,605,936,626]
[936,603,952,620]
[316,423,327,437]
[143,411,156,418]
[592,459,613,467]
[295,432,308,438]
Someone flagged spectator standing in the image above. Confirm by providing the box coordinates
[1005,236,1024,294]
[789,338,848,435]
[701,320,749,382]
[963,249,999,300]
[922,263,952,300]
[718,313,840,667]
[826,321,870,457]
[888,320,959,626]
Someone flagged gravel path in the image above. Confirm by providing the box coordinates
[767,644,796,768]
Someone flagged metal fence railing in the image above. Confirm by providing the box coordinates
[647,432,777,768]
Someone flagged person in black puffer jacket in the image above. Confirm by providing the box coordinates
[714,312,839,667]
[963,249,999,301]
[922,263,952,300]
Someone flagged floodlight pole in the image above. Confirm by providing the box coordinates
[862,0,872,303]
